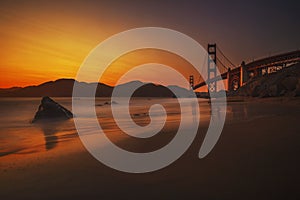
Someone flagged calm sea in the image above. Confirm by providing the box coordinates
[0,97,213,157]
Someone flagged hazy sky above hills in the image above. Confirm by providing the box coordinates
[0,0,299,88]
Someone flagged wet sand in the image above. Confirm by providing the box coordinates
[1,98,300,199]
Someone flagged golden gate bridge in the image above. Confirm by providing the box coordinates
[190,44,300,92]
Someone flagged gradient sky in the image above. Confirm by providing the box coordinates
[0,0,299,88]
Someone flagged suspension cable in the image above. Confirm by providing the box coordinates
[216,58,230,72]
[216,46,236,68]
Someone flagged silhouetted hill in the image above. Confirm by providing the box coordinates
[0,79,112,97]
[0,79,191,97]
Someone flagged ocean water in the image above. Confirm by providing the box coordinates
[0,97,212,157]
[0,97,293,158]
[0,98,75,156]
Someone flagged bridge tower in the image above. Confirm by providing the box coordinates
[207,44,217,93]
[189,75,194,90]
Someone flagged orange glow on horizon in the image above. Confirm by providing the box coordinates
[101,49,202,89]
[0,6,118,88]
[0,6,209,91]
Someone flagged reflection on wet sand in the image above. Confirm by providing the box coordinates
[227,103,249,121]
[36,121,63,150]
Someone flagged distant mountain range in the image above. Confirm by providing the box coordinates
[0,79,193,97]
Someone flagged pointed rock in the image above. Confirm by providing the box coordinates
[32,96,73,122]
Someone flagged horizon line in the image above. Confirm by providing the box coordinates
[0,78,192,90]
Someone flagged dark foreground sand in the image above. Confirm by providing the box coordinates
[1,98,300,200]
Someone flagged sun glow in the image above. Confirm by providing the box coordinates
[0,5,204,91]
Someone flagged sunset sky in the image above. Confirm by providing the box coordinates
[0,0,299,88]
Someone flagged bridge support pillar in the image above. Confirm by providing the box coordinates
[240,61,248,85]
[240,64,243,87]
[189,75,194,90]
[227,68,231,90]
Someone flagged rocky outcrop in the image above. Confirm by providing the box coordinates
[32,96,73,122]
[230,63,300,97]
